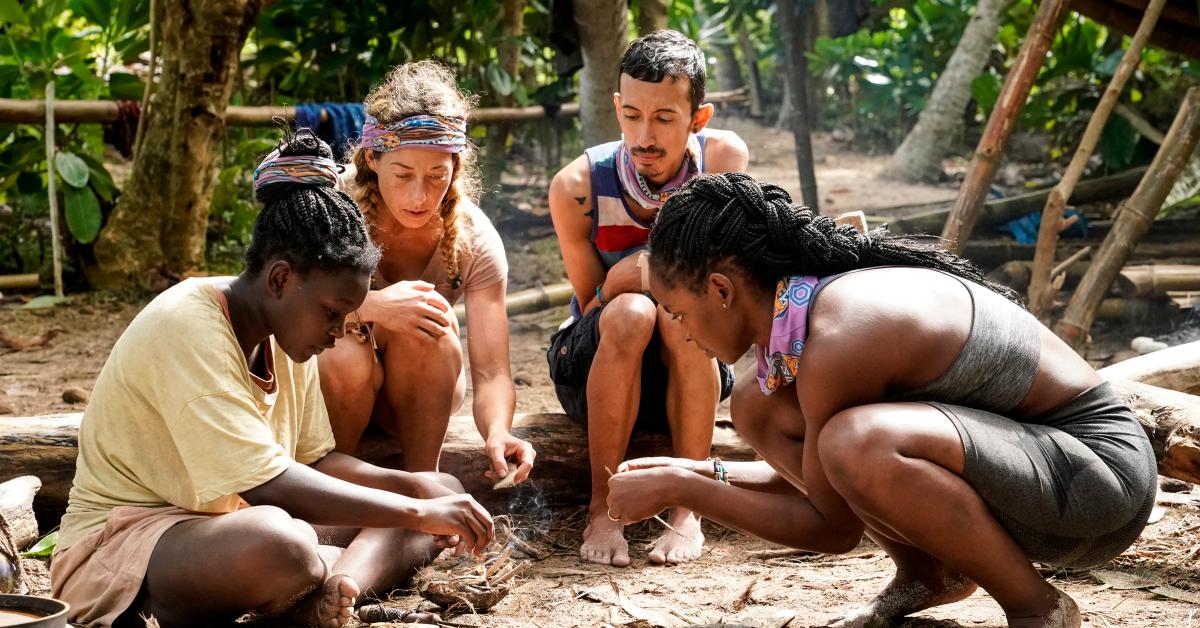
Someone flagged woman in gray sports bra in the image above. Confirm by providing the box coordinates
[603,173,1157,628]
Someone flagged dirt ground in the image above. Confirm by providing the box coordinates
[2,117,1199,626]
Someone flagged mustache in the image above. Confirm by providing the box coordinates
[630,146,666,158]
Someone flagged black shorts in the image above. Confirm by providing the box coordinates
[545,305,735,432]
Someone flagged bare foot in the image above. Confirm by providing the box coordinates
[1008,587,1081,628]
[285,573,359,628]
[829,566,976,627]
[581,509,630,567]
[648,509,704,565]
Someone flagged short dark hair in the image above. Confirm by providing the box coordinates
[247,129,381,277]
[619,29,707,112]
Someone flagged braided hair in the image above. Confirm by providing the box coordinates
[246,129,381,277]
[348,61,481,290]
[648,173,1021,304]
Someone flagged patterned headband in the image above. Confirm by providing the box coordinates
[252,150,340,191]
[360,114,467,153]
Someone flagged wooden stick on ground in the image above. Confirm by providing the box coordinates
[1026,0,1167,316]
[1056,87,1200,348]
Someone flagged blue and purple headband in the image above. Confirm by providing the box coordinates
[252,149,340,191]
[360,114,467,153]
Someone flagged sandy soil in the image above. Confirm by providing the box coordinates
[2,117,1198,626]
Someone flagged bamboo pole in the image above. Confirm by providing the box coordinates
[0,274,38,290]
[939,0,1072,254]
[132,0,157,160]
[1116,264,1200,298]
[1055,87,1200,348]
[44,83,63,299]
[1027,0,1166,317]
[0,90,748,127]
[452,282,575,324]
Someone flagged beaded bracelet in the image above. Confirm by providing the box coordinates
[707,456,730,484]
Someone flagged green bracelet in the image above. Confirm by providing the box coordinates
[595,283,608,308]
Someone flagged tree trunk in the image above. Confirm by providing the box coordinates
[573,0,629,148]
[713,43,744,93]
[90,0,262,290]
[1055,88,1200,349]
[634,0,668,36]
[737,26,765,118]
[483,0,525,213]
[775,0,820,213]
[882,0,1006,182]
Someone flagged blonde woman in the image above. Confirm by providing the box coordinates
[321,61,535,485]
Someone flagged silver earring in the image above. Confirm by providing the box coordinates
[722,302,728,310]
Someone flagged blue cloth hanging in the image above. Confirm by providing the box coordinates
[294,102,366,161]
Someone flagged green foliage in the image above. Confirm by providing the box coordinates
[19,531,58,558]
[807,0,1199,168]
[0,0,148,279]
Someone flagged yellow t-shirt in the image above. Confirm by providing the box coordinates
[58,278,335,551]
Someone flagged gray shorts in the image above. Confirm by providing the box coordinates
[931,382,1158,569]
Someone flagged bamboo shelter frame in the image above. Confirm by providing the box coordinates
[0,89,749,127]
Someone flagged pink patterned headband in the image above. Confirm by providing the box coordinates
[360,114,468,153]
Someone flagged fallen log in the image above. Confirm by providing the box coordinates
[0,476,41,549]
[1103,379,1200,485]
[987,260,1091,292]
[0,413,754,525]
[0,274,38,290]
[889,167,1147,236]
[1100,340,1200,396]
[960,239,1200,271]
[1116,265,1200,299]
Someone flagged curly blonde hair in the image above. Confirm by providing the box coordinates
[348,60,481,289]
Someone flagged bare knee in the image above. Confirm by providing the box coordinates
[383,326,464,377]
[236,507,325,610]
[597,294,657,355]
[413,470,465,494]
[817,408,895,501]
[320,340,381,398]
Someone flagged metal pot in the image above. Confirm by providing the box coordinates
[0,595,69,628]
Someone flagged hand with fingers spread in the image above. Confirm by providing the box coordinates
[415,494,495,556]
[605,464,691,524]
[483,429,536,487]
[368,280,454,338]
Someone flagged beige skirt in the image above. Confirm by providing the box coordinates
[50,506,215,627]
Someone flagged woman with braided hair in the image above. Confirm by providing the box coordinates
[321,61,535,486]
[51,130,494,627]
[605,172,1156,627]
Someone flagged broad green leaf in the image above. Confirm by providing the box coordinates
[971,73,1002,113]
[19,531,58,558]
[64,184,102,243]
[0,0,29,26]
[78,152,118,204]
[55,151,90,188]
[22,295,68,309]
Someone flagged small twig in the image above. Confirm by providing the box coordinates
[506,534,550,560]
[484,546,512,580]
[490,559,530,585]
[748,547,817,560]
[1051,245,1092,279]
